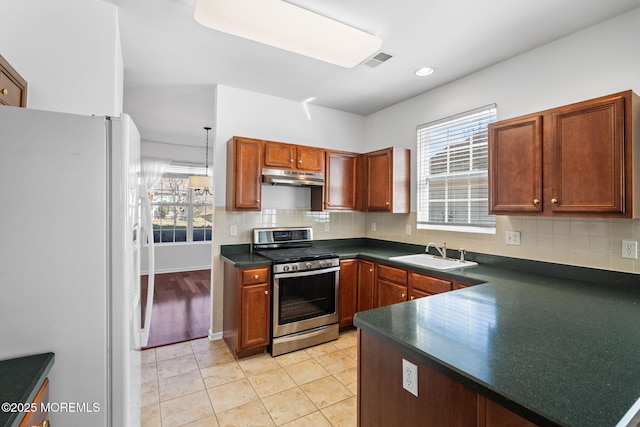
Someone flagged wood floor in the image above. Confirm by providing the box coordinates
[141,269,211,349]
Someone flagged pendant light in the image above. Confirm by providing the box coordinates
[189,126,213,195]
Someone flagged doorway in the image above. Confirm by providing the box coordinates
[141,269,211,349]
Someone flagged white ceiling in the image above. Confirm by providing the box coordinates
[108,0,640,145]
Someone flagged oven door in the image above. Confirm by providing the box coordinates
[272,266,340,338]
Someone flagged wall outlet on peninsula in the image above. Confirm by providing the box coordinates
[402,359,418,397]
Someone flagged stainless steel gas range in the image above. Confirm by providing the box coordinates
[253,227,340,356]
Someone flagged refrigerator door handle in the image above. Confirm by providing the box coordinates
[140,187,155,348]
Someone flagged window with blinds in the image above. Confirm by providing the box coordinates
[416,105,497,232]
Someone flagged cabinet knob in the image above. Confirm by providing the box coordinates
[410,296,415,300]
[533,199,540,205]
[264,290,269,295]
[298,159,303,164]
[401,293,406,298]
[369,268,373,273]
[36,421,50,427]
[256,199,260,203]
[0,88,7,96]
[551,198,558,204]
[254,274,259,280]
[385,202,389,205]
[290,158,294,163]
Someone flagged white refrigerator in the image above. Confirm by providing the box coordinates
[0,105,154,426]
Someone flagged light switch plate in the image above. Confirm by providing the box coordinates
[230,225,237,236]
[505,231,521,245]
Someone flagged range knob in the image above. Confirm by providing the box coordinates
[292,264,299,271]
[283,265,290,272]
[306,262,313,269]
[319,261,326,268]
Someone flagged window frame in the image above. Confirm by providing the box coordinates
[148,163,213,245]
[416,105,497,234]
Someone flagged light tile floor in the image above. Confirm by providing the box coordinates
[141,330,358,427]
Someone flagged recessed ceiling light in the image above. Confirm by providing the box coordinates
[194,0,382,68]
[415,67,435,77]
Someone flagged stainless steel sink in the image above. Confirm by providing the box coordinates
[389,254,478,270]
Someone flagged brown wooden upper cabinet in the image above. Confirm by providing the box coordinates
[489,90,639,218]
[363,147,410,213]
[264,141,324,171]
[322,150,360,211]
[0,54,27,108]
[226,136,263,211]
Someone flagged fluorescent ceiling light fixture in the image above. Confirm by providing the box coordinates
[194,0,383,68]
[415,67,435,77]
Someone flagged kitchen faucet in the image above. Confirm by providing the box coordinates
[426,242,448,259]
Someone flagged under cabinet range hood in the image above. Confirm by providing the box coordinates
[262,168,324,187]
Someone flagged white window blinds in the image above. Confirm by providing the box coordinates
[416,105,496,230]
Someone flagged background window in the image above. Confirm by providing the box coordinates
[416,105,496,232]
[148,176,213,243]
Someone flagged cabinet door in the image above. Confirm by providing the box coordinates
[376,280,407,308]
[365,148,392,212]
[488,115,543,214]
[297,146,324,171]
[339,259,358,327]
[231,137,262,210]
[478,395,537,427]
[264,141,295,169]
[550,94,626,214]
[240,283,270,350]
[357,260,375,312]
[325,151,358,210]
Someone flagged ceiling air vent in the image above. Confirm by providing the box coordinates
[362,51,393,68]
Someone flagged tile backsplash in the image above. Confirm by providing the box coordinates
[210,207,640,334]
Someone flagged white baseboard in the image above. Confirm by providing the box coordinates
[208,330,223,341]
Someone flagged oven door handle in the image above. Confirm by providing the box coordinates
[273,265,340,279]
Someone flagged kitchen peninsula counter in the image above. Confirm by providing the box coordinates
[221,238,640,426]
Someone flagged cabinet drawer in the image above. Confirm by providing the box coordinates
[411,273,453,294]
[0,55,27,108]
[377,264,407,285]
[242,267,270,285]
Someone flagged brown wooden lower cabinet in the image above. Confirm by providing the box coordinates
[375,264,408,307]
[19,377,49,427]
[357,260,375,312]
[338,259,358,328]
[358,330,536,427]
[223,262,271,359]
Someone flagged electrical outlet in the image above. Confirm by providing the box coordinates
[406,225,412,235]
[230,225,237,236]
[622,240,638,259]
[324,223,330,232]
[371,222,377,232]
[505,231,521,245]
[402,359,418,397]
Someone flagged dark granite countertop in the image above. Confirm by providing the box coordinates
[222,237,640,426]
[0,352,54,427]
